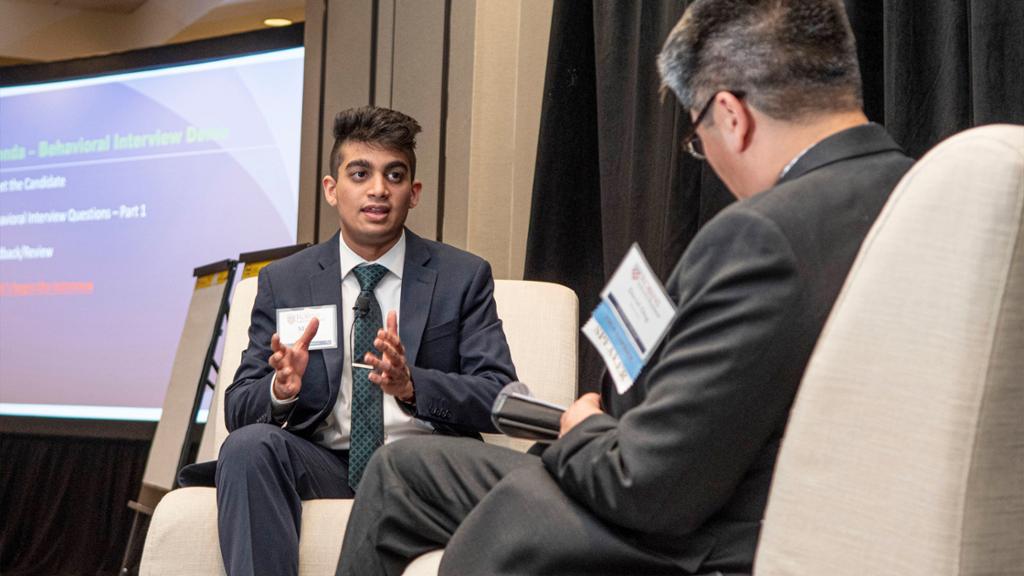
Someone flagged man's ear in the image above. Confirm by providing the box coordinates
[716,92,753,154]
[408,180,422,209]
[322,175,337,207]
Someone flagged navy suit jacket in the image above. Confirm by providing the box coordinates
[224,229,517,440]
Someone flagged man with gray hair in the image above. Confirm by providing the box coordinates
[336,2,913,574]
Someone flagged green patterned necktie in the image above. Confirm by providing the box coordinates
[348,263,388,490]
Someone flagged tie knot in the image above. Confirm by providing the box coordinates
[353,263,388,291]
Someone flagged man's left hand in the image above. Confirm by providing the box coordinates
[365,310,415,403]
[560,392,604,437]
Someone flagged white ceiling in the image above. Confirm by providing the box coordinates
[0,0,305,66]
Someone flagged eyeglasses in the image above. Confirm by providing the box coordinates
[681,90,745,161]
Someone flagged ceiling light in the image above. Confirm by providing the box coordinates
[263,18,293,27]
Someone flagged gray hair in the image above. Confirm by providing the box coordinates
[657,0,863,120]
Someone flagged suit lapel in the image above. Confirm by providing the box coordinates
[399,231,437,367]
[309,234,344,401]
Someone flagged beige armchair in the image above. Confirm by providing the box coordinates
[755,125,1024,575]
[139,278,579,575]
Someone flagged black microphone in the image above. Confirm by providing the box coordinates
[353,293,371,319]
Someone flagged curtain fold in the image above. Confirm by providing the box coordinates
[879,0,1024,156]
[524,0,607,392]
[526,0,732,393]
[969,1,1024,125]
[592,0,727,279]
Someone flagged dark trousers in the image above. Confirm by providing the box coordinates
[216,423,354,576]
[335,436,686,576]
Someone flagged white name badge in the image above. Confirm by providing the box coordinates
[276,305,338,350]
[582,243,674,395]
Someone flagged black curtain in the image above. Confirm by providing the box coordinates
[525,0,1024,394]
[523,0,608,393]
[591,0,734,281]
[1,434,148,576]
[865,0,1024,156]
[525,0,731,393]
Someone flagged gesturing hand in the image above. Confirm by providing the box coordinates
[364,311,414,402]
[269,317,319,401]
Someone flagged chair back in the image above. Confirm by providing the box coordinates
[755,125,1024,575]
[195,276,260,460]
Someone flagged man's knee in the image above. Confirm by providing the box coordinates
[217,423,290,477]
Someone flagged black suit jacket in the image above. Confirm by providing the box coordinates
[225,229,517,440]
[542,124,914,573]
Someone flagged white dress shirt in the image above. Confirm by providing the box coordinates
[271,231,433,449]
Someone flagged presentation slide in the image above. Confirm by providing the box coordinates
[0,47,304,420]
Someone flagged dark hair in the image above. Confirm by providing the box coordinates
[657,0,862,121]
[329,106,422,179]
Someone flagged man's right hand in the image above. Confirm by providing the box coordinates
[269,317,319,401]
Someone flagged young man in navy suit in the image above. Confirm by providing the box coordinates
[214,106,517,576]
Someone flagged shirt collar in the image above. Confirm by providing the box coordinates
[779,143,814,180]
[338,230,406,282]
